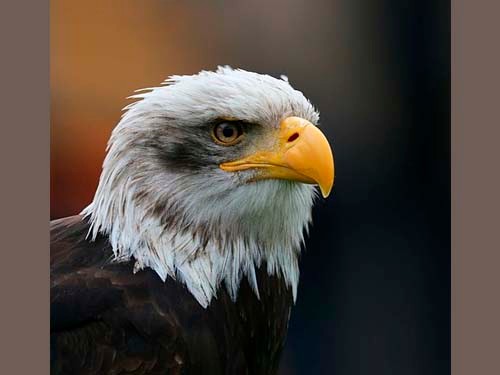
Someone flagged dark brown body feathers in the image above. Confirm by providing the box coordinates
[51,216,293,375]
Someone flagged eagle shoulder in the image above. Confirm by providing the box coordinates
[51,216,189,374]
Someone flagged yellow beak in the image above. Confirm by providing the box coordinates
[220,116,335,197]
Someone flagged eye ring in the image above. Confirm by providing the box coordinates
[211,121,244,146]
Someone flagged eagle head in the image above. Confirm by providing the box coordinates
[83,67,334,307]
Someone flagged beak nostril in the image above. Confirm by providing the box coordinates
[287,133,299,143]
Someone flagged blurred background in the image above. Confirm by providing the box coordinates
[51,1,450,374]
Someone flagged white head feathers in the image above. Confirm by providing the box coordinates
[83,67,320,307]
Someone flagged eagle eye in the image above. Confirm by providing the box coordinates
[212,121,244,145]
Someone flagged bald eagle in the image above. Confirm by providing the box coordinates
[51,67,334,374]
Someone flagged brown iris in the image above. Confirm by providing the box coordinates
[211,122,244,145]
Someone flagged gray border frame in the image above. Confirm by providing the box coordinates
[452,1,500,374]
[1,0,498,373]
[1,0,49,373]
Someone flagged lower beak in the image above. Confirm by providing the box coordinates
[220,116,335,197]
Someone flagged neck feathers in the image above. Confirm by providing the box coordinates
[83,163,315,307]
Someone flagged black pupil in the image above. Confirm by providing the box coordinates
[222,126,235,138]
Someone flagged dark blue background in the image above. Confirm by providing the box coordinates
[282,2,450,374]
